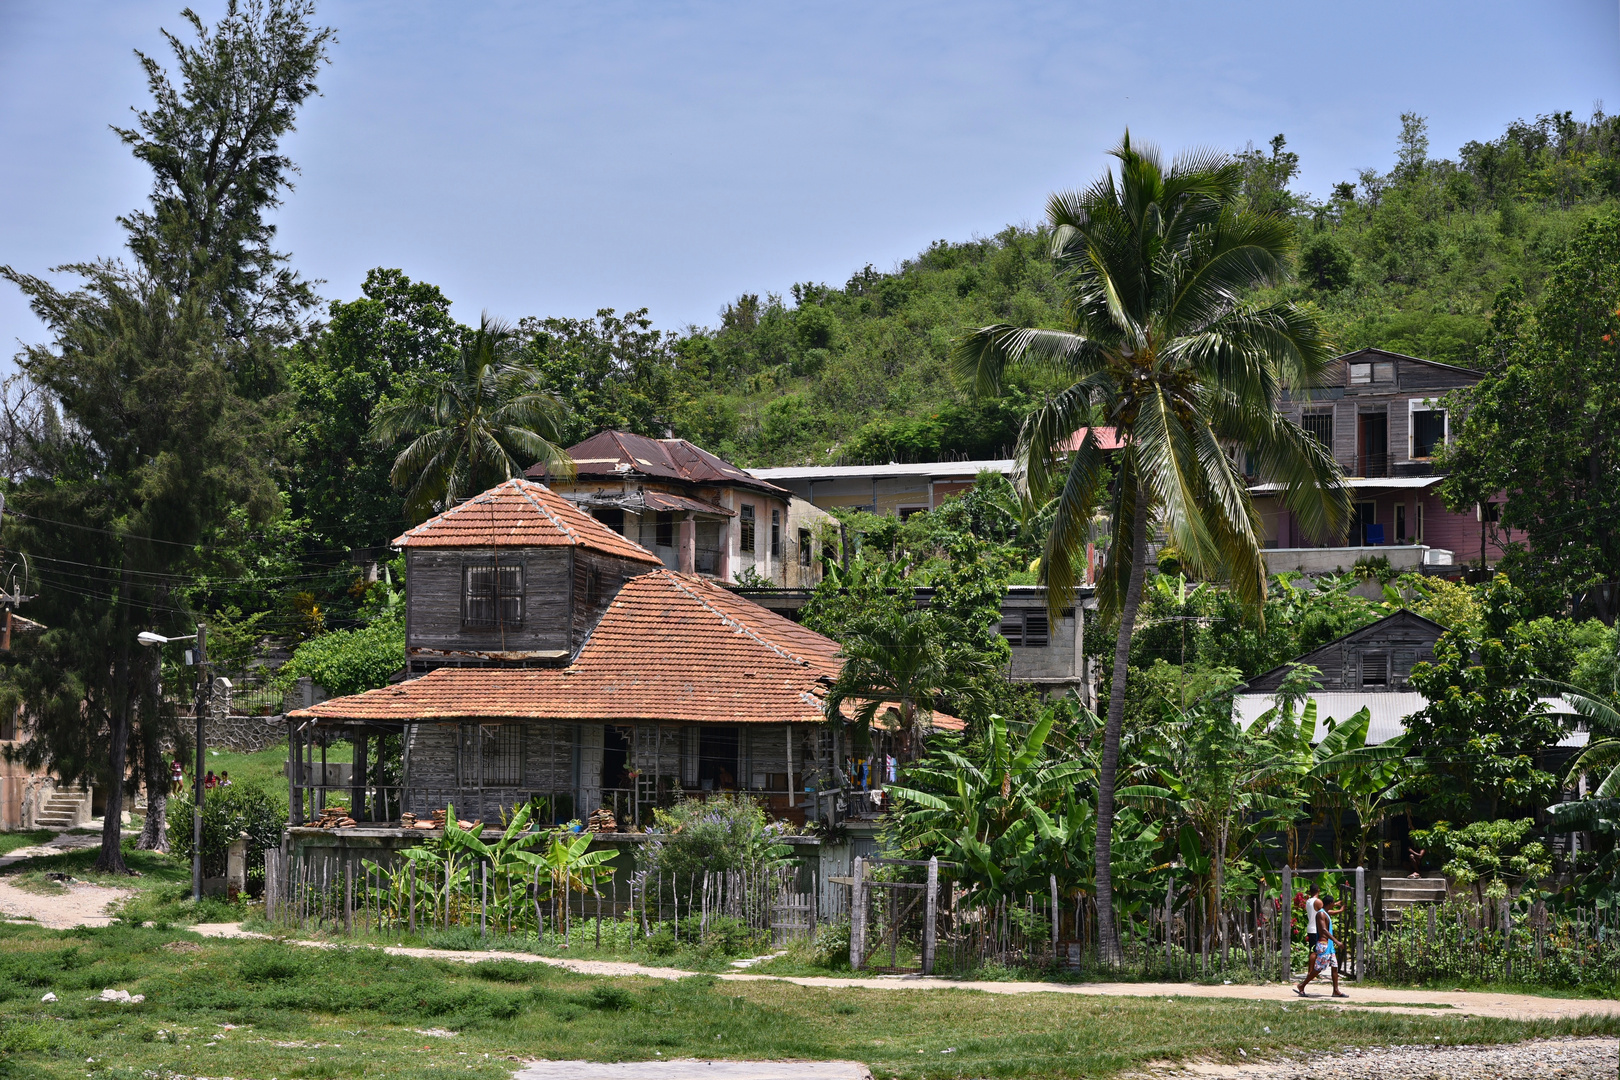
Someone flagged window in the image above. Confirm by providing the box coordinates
[459,723,522,787]
[999,610,1050,648]
[1481,501,1500,523]
[740,504,756,554]
[1415,501,1424,542]
[1411,407,1447,458]
[462,555,523,629]
[770,509,782,558]
[655,511,674,549]
[1362,654,1390,687]
[1349,360,1395,385]
[594,507,625,535]
[1302,410,1334,448]
[1396,504,1406,542]
[798,528,813,567]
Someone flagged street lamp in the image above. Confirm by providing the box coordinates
[139,624,206,902]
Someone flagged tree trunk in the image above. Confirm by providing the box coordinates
[94,696,131,874]
[1093,491,1152,963]
[136,654,168,853]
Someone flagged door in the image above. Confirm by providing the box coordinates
[1353,501,1377,546]
[1357,412,1388,477]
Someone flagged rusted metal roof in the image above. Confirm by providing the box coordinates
[540,431,790,497]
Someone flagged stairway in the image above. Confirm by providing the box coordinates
[34,788,90,830]
[1380,877,1447,925]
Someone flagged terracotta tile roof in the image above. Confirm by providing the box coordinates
[539,431,790,497]
[392,479,662,564]
[294,569,962,730]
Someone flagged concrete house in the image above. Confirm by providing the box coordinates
[536,431,830,589]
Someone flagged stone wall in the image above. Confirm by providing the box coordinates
[205,713,286,753]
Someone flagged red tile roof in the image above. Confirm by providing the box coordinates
[294,569,962,730]
[541,431,790,497]
[392,479,662,564]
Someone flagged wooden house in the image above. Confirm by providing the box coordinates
[290,481,959,827]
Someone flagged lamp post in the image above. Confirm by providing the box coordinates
[139,624,207,902]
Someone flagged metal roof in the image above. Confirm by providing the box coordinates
[1234,691,1586,747]
[749,459,1016,482]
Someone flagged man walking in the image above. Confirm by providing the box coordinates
[1295,885,1347,998]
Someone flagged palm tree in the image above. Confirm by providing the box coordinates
[372,314,574,520]
[953,133,1350,959]
[824,607,993,763]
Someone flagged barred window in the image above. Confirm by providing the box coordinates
[770,509,782,557]
[462,555,523,629]
[459,723,522,787]
[798,528,813,567]
[740,505,756,554]
[1302,410,1333,448]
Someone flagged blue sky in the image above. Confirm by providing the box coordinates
[3,1,1618,352]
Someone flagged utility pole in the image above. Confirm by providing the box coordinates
[192,623,208,903]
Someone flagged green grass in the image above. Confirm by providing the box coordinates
[0,923,1613,1080]
[201,739,310,804]
[0,831,54,856]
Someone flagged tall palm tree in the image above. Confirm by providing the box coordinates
[372,314,574,520]
[953,133,1350,959]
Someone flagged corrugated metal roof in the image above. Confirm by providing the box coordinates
[544,431,789,496]
[1248,477,1444,493]
[749,459,1016,482]
[1234,692,1586,747]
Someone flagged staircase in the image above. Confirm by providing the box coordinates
[34,787,90,830]
[1380,877,1447,925]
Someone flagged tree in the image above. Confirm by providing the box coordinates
[288,268,460,551]
[953,133,1349,958]
[823,606,994,762]
[0,272,279,872]
[371,315,575,520]
[1402,576,1563,821]
[1441,214,1620,619]
[116,0,334,349]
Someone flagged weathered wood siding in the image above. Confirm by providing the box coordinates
[1246,611,1442,692]
[572,553,654,651]
[406,547,572,655]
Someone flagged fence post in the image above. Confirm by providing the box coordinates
[481,862,488,941]
[1354,866,1366,979]
[1165,870,1174,970]
[923,857,938,976]
[1280,865,1292,980]
[1049,873,1059,964]
[344,858,353,935]
[409,861,417,935]
[850,856,866,970]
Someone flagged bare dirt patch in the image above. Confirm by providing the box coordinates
[0,875,134,928]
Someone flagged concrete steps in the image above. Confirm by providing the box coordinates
[1381,877,1447,924]
[34,788,90,829]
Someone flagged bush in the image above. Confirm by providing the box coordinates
[273,607,404,698]
[640,794,792,888]
[169,784,287,882]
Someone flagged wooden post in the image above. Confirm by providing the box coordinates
[481,861,488,941]
[785,725,795,809]
[409,861,417,934]
[850,855,867,970]
[1050,873,1059,963]
[1280,865,1292,979]
[923,856,938,975]
[344,858,353,935]
[1354,867,1366,978]
[1165,870,1174,969]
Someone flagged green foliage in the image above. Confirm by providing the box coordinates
[641,794,792,890]
[1415,818,1551,902]
[1403,576,1564,820]
[167,783,287,883]
[273,606,404,697]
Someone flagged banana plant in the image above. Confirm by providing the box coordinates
[508,829,619,942]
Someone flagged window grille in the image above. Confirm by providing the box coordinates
[740,505,756,554]
[999,610,1051,648]
[459,723,522,787]
[462,555,523,629]
[1412,408,1446,458]
[1302,410,1333,448]
[770,509,782,557]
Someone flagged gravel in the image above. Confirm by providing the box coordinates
[1140,1037,1619,1078]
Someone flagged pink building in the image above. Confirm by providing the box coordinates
[1251,348,1516,572]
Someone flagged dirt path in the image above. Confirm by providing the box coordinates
[0,877,134,928]
[189,923,1620,1022]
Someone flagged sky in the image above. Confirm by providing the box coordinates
[2,0,1619,354]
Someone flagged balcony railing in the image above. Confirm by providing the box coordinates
[1349,452,1389,478]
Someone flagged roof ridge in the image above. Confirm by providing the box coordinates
[661,571,809,668]
[511,478,580,544]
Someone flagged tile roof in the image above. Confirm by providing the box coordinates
[294,569,962,730]
[540,431,790,497]
[392,479,662,564]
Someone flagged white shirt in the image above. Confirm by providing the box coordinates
[1304,896,1322,934]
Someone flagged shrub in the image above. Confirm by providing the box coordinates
[169,784,287,882]
[640,794,792,888]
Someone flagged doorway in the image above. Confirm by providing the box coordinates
[698,726,739,791]
[1353,501,1377,546]
[1358,412,1388,477]
[602,725,633,791]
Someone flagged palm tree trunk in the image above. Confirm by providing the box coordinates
[1093,492,1151,963]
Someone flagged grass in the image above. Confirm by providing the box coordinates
[200,739,316,804]
[0,922,1614,1080]
[0,831,55,857]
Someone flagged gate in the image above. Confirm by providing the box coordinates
[849,856,943,974]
